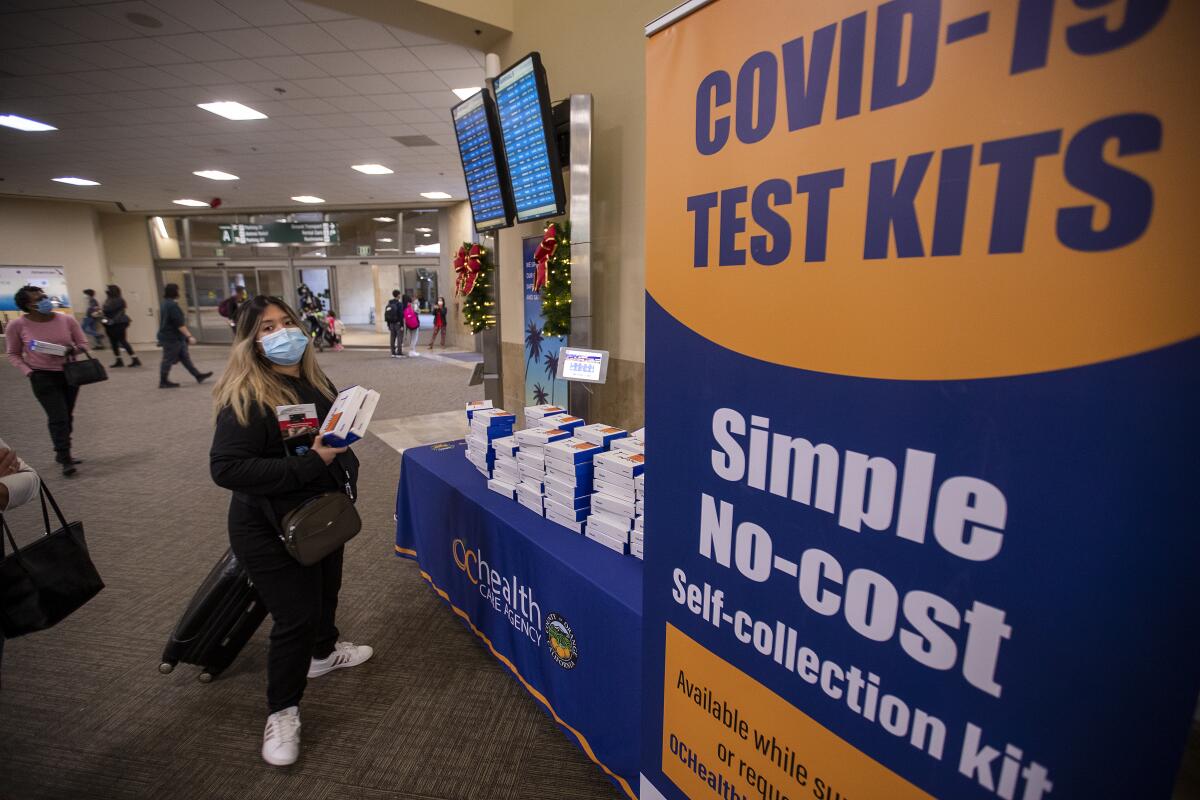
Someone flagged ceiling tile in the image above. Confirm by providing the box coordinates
[319,18,400,51]
[208,59,281,82]
[282,97,339,115]
[12,46,99,74]
[412,91,458,111]
[0,51,47,76]
[247,81,310,99]
[56,43,145,69]
[7,11,88,45]
[217,0,308,27]
[372,93,422,111]
[211,28,294,58]
[326,95,375,113]
[264,22,344,54]
[350,110,397,127]
[337,73,395,96]
[289,77,346,97]
[146,0,251,31]
[386,71,445,93]
[160,62,232,85]
[88,1,196,35]
[437,67,485,88]
[107,37,193,65]
[157,33,243,61]
[302,51,373,77]
[409,44,480,71]
[77,70,154,92]
[382,25,440,48]
[109,66,188,89]
[255,55,326,79]
[389,108,440,125]
[289,0,352,22]
[357,47,423,74]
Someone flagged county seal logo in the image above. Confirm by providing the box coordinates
[545,613,577,670]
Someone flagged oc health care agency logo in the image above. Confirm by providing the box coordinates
[545,613,578,670]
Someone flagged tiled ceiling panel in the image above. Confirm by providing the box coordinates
[0,0,479,210]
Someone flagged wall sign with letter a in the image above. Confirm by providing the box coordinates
[641,1,1199,799]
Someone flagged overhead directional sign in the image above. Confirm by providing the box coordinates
[219,222,339,245]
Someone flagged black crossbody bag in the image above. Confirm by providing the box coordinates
[262,462,361,566]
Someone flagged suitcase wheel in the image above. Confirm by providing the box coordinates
[158,662,175,675]
[197,671,214,684]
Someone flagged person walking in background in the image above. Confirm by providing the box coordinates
[0,438,41,684]
[218,285,247,331]
[102,285,140,368]
[326,311,345,351]
[210,295,372,767]
[404,295,421,356]
[158,283,213,389]
[4,285,89,476]
[429,296,447,349]
[385,290,403,358]
[81,288,105,349]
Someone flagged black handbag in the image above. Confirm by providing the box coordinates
[0,482,105,638]
[63,350,108,387]
[263,464,361,567]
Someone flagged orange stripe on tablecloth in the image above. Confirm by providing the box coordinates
[394,545,418,556]
[396,546,637,800]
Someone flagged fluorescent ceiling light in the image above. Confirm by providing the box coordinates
[414,243,441,254]
[377,237,393,243]
[291,195,325,204]
[420,191,452,200]
[276,218,287,223]
[258,242,282,247]
[0,114,56,132]
[197,101,267,121]
[52,176,100,186]
[193,169,239,181]
[173,198,209,207]
[452,87,482,100]
[352,164,393,175]
[153,217,168,238]
[422,232,431,237]
[373,216,394,222]
[414,226,432,232]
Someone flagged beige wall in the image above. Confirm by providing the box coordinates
[493,0,675,427]
[0,197,109,330]
[437,201,477,351]
[99,213,158,344]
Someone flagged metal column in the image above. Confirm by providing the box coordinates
[566,94,594,420]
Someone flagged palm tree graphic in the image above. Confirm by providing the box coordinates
[525,322,543,375]
[543,351,560,405]
[532,384,549,405]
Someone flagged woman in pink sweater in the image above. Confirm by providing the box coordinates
[4,285,90,476]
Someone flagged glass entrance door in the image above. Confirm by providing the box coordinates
[157,265,291,343]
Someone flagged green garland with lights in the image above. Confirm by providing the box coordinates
[539,222,571,337]
[457,242,496,332]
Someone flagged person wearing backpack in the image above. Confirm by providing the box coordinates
[384,290,403,358]
[403,297,421,356]
[218,286,247,332]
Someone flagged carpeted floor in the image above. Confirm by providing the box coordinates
[0,345,622,800]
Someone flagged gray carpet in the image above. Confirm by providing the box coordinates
[0,346,622,800]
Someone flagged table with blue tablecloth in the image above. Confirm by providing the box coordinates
[395,441,642,799]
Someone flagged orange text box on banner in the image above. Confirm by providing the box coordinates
[645,0,1199,379]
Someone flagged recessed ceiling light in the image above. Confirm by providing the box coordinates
[377,237,393,243]
[0,114,57,132]
[173,198,209,207]
[153,217,168,238]
[52,176,100,186]
[352,164,393,175]
[373,216,394,222]
[420,191,452,200]
[258,242,282,247]
[276,218,287,223]
[291,195,324,204]
[414,227,432,233]
[197,101,267,121]
[193,169,239,181]
[422,232,431,237]
[452,87,482,100]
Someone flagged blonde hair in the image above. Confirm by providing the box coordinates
[212,296,335,426]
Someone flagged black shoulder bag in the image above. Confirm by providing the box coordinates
[263,462,361,566]
[64,350,108,387]
[0,482,105,637]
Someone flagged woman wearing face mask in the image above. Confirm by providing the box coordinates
[209,295,372,767]
[3,285,90,476]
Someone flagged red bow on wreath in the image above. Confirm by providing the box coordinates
[532,223,558,293]
[454,243,483,296]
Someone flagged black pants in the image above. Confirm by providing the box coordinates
[388,322,402,355]
[228,501,342,713]
[28,370,79,461]
[160,339,201,382]
[106,324,134,357]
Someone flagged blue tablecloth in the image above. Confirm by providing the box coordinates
[395,441,642,799]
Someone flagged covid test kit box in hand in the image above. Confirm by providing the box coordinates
[320,385,380,447]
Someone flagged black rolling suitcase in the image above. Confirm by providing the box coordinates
[159,548,267,683]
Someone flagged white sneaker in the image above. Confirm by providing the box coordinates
[308,641,374,678]
[408,350,419,357]
[262,706,301,766]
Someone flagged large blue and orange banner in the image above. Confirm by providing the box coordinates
[642,2,1199,799]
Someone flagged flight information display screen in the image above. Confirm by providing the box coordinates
[494,53,565,223]
[451,90,512,232]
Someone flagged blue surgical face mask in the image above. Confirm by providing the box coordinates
[258,326,309,365]
[34,298,53,314]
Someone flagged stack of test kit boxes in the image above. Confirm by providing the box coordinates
[613,430,645,558]
[542,432,607,531]
[466,407,515,479]
[509,412,571,516]
[587,445,643,555]
[488,433,521,499]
